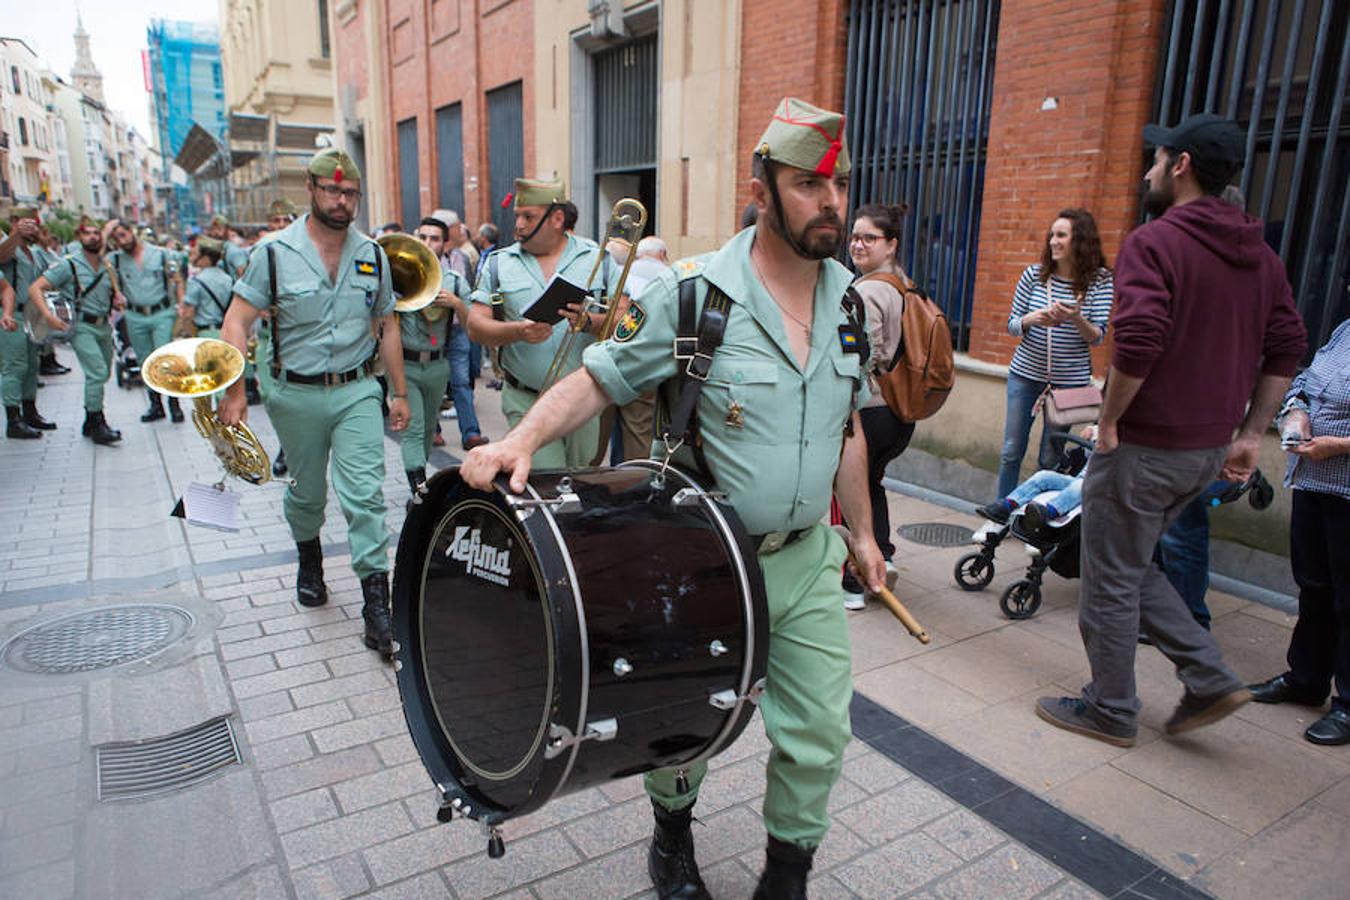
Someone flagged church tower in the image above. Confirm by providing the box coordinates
[71,12,105,103]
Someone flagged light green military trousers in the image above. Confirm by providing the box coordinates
[401,358,450,472]
[645,523,854,849]
[71,321,114,411]
[125,307,176,367]
[501,381,602,469]
[0,327,38,406]
[264,376,389,578]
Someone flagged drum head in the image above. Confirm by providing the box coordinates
[394,471,580,820]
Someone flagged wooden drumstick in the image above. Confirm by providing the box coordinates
[832,525,931,644]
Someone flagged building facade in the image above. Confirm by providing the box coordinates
[0,38,65,207]
[219,0,336,224]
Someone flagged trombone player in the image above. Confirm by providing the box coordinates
[218,148,410,659]
[466,177,620,468]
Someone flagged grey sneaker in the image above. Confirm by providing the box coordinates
[843,589,866,611]
[1164,688,1250,735]
[1035,696,1136,747]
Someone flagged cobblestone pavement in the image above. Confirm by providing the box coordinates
[1,363,1345,899]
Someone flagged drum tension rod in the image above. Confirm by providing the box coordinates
[543,718,619,760]
[708,678,767,711]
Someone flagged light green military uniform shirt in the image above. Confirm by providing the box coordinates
[233,214,394,375]
[582,225,869,535]
[470,232,619,390]
[108,244,177,311]
[400,267,470,353]
[42,252,115,318]
[220,242,250,276]
[2,243,47,310]
[185,266,236,329]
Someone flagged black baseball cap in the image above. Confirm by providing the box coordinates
[1143,113,1244,166]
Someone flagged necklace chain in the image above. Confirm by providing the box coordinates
[751,250,812,334]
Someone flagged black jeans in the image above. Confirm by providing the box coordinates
[1286,489,1350,711]
[841,405,915,590]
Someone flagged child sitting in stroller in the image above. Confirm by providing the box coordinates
[976,469,1084,536]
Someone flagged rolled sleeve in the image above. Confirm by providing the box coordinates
[43,260,72,292]
[582,269,680,408]
[372,247,395,317]
[234,250,273,310]
[183,280,204,309]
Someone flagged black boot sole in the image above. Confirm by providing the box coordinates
[296,589,328,608]
[363,634,395,657]
[6,426,42,439]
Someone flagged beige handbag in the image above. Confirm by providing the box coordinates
[1036,282,1102,427]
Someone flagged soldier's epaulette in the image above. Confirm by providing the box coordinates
[673,254,712,281]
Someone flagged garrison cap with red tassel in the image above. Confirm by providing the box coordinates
[755,97,851,176]
[308,147,363,184]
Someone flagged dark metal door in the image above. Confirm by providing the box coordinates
[486,82,525,241]
[1153,0,1350,350]
[593,35,659,237]
[435,102,465,217]
[397,117,420,231]
[843,0,1001,351]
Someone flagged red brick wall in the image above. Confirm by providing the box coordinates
[381,0,533,229]
[966,0,1168,365]
[735,0,850,209]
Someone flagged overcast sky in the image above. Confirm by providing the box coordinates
[4,2,218,142]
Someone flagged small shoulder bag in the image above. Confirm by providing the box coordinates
[1036,280,1102,427]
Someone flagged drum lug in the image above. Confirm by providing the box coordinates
[612,657,633,677]
[504,491,582,515]
[543,717,619,760]
[671,487,728,508]
[708,678,766,711]
[708,640,728,658]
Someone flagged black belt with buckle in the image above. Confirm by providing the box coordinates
[132,300,171,315]
[282,360,375,386]
[403,348,445,363]
[752,528,809,554]
[501,369,538,395]
[81,313,108,326]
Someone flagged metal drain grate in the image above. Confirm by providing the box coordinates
[897,522,974,547]
[97,717,242,801]
[1,604,194,674]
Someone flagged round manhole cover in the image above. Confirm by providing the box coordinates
[897,522,974,548]
[2,604,195,674]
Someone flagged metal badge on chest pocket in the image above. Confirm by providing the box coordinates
[709,359,778,434]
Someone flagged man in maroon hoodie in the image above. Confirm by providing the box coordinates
[1037,114,1308,746]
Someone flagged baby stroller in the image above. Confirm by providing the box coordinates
[954,434,1094,619]
[113,314,141,389]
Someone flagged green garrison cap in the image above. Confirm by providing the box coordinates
[210,214,229,227]
[268,198,298,218]
[755,97,851,177]
[309,147,362,184]
[196,236,224,255]
[513,177,566,208]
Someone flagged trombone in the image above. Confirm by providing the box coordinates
[538,198,648,393]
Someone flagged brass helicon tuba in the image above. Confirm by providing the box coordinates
[379,234,444,321]
[141,338,272,484]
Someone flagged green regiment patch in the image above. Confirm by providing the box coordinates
[613,301,646,343]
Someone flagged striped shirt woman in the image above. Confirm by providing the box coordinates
[1006,264,1113,387]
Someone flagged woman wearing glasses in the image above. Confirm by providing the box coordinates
[993,209,1112,502]
[840,203,917,609]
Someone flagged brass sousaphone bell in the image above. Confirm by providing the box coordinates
[142,338,272,484]
[380,234,445,322]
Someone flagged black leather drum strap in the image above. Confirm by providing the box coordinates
[663,278,730,448]
[268,245,282,377]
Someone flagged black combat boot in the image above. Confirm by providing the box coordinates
[245,377,261,405]
[361,572,394,657]
[271,447,288,477]
[6,406,41,439]
[21,399,56,430]
[406,468,428,508]
[752,836,815,900]
[84,411,123,445]
[296,538,328,607]
[39,350,70,375]
[647,800,711,900]
[140,389,166,422]
[168,397,185,423]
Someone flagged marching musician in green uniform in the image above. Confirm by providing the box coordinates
[218,148,411,658]
[402,217,473,501]
[462,98,884,900]
[266,198,299,234]
[466,177,618,468]
[181,237,235,339]
[0,207,59,438]
[26,218,123,445]
[253,199,299,476]
[107,219,185,424]
[206,214,251,277]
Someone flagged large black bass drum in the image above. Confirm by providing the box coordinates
[391,460,768,857]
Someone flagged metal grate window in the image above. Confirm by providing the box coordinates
[436,102,466,217]
[486,82,525,241]
[1153,0,1350,350]
[843,0,1001,351]
[397,117,420,231]
[593,36,658,175]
